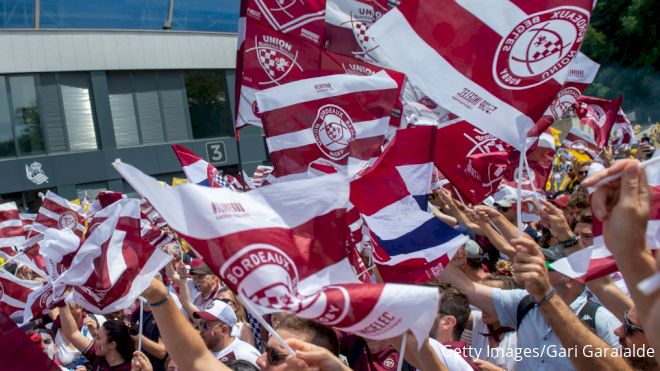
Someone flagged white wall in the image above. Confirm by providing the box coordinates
[0,30,237,74]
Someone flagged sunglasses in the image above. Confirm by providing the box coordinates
[266,346,287,366]
[219,298,237,307]
[198,320,222,331]
[623,310,644,336]
[578,171,588,175]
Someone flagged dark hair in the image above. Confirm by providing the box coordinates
[574,210,592,226]
[434,284,470,341]
[222,360,259,371]
[102,320,135,362]
[483,273,521,290]
[275,314,340,356]
[567,187,590,210]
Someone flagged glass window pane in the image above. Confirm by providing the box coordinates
[172,0,239,32]
[133,72,164,144]
[108,72,140,147]
[158,71,189,142]
[59,73,98,151]
[40,0,166,30]
[0,77,16,158]
[39,74,67,153]
[0,0,34,28]
[185,70,232,139]
[9,75,44,155]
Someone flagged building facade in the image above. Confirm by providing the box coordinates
[0,0,267,211]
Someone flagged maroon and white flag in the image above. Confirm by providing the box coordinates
[237,20,321,129]
[562,127,601,157]
[611,109,635,147]
[246,0,326,45]
[325,0,393,64]
[53,199,171,313]
[30,191,85,238]
[434,122,512,204]
[368,0,594,150]
[22,283,58,324]
[115,160,440,342]
[256,71,398,182]
[0,270,40,321]
[0,202,25,255]
[545,52,600,121]
[575,95,623,147]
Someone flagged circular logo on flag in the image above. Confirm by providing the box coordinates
[251,100,262,118]
[39,286,54,308]
[550,87,581,119]
[513,165,536,186]
[246,34,303,86]
[383,358,395,369]
[585,104,607,127]
[312,104,357,160]
[493,7,589,90]
[58,211,78,231]
[220,244,349,325]
[418,96,438,110]
[569,140,588,151]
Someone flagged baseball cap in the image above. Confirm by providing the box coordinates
[465,239,482,260]
[193,299,237,326]
[189,259,214,275]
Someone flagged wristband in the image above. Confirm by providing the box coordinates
[534,288,557,306]
[148,291,170,307]
[558,235,580,249]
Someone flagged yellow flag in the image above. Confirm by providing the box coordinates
[550,128,562,147]
[172,177,188,186]
[567,149,592,163]
[70,198,81,205]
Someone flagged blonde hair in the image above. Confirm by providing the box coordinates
[219,288,249,323]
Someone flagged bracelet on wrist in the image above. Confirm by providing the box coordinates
[553,234,580,249]
[148,291,170,307]
[534,288,557,306]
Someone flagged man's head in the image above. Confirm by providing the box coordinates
[614,307,657,370]
[189,259,219,296]
[429,284,470,343]
[28,328,57,360]
[193,299,237,351]
[573,211,593,247]
[256,314,339,370]
[465,239,484,271]
[577,163,590,182]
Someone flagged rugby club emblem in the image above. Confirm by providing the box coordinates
[494,7,589,89]
[247,35,303,86]
[248,0,325,44]
[583,103,607,127]
[58,210,79,231]
[549,86,581,119]
[312,104,357,160]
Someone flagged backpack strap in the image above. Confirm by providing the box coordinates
[516,295,537,329]
[577,300,601,332]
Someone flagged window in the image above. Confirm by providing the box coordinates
[59,73,98,151]
[185,70,233,139]
[0,77,15,157]
[9,75,44,155]
[108,71,190,147]
[0,0,34,28]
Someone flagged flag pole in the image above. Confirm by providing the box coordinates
[137,298,144,353]
[516,139,526,238]
[396,331,408,371]
[239,295,296,356]
[234,130,247,190]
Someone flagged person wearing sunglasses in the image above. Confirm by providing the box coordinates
[613,308,657,370]
[193,299,260,366]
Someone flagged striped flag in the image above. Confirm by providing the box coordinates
[0,202,25,255]
[575,94,623,147]
[350,127,468,283]
[172,144,240,190]
[256,71,398,182]
[0,270,40,321]
[31,191,85,238]
[115,160,440,342]
[611,109,635,147]
[368,0,594,150]
[246,0,326,44]
[53,199,172,314]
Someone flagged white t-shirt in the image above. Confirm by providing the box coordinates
[470,310,517,370]
[423,338,473,371]
[212,337,260,366]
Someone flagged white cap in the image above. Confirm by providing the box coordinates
[193,299,237,326]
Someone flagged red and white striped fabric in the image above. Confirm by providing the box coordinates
[368,0,594,150]
[325,0,393,65]
[551,162,660,281]
[575,95,623,147]
[0,202,25,255]
[140,199,167,228]
[237,20,321,129]
[22,282,58,324]
[20,213,36,235]
[31,191,86,238]
[434,121,512,204]
[53,199,172,313]
[251,165,275,188]
[246,0,326,45]
[115,160,440,342]
[0,270,40,320]
[611,109,635,147]
[256,71,398,182]
[562,127,602,159]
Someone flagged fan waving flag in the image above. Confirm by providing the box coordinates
[368,0,594,150]
[551,162,660,281]
[350,127,468,283]
[53,199,172,313]
[115,160,440,342]
[575,95,623,147]
[257,71,398,182]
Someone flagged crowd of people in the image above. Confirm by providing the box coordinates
[3,148,660,371]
